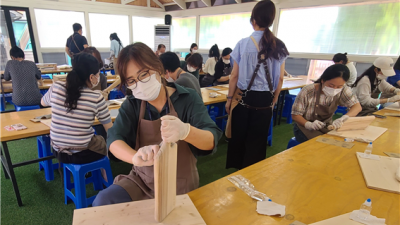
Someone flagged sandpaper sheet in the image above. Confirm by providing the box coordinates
[316,137,354,149]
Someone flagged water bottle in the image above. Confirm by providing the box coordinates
[364,142,373,158]
[358,199,372,220]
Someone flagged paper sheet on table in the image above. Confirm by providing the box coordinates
[40,119,52,127]
[217,90,229,96]
[256,201,285,217]
[384,102,400,111]
[349,210,386,225]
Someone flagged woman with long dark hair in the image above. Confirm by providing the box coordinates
[352,57,400,115]
[201,44,220,87]
[291,64,361,143]
[41,53,112,163]
[184,43,198,61]
[110,33,123,74]
[225,0,289,170]
[83,47,107,91]
[92,43,221,206]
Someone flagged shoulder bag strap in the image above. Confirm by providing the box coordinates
[71,34,82,52]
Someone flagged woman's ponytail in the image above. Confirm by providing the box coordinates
[65,70,85,113]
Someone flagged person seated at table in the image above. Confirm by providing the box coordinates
[155,44,166,57]
[159,52,202,98]
[4,46,42,106]
[201,44,220,87]
[386,55,400,88]
[92,43,222,206]
[41,53,112,164]
[213,47,232,86]
[292,64,361,143]
[332,52,357,86]
[185,43,198,61]
[352,57,400,116]
[180,53,203,80]
[83,47,107,91]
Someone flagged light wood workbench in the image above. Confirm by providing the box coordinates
[188,108,400,225]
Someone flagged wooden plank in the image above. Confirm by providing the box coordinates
[356,152,400,194]
[154,142,177,222]
[385,102,400,112]
[72,194,205,225]
[310,213,361,225]
[327,126,387,143]
[336,116,375,132]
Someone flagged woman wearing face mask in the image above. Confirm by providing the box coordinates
[201,44,220,87]
[185,43,198,61]
[83,47,108,91]
[92,43,222,206]
[225,0,289,170]
[352,57,400,116]
[292,64,361,143]
[180,53,203,80]
[213,48,232,86]
[41,53,112,164]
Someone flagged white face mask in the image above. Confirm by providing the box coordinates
[128,74,161,101]
[223,59,230,64]
[376,74,387,80]
[187,65,196,72]
[91,74,100,88]
[323,85,342,97]
[192,49,198,53]
[166,73,175,83]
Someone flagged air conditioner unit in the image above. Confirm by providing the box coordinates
[154,25,171,52]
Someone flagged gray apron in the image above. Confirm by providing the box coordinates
[213,66,232,86]
[297,84,343,140]
[114,88,199,200]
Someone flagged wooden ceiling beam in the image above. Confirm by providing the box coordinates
[153,0,165,9]
[121,0,136,4]
[172,0,186,9]
[201,0,211,6]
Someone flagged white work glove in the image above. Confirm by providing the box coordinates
[160,115,190,143]
[132,145,160,167]
[305,120,326,131]
[331,115,349,130]
[388,95,400,103]
[394,89,400,95]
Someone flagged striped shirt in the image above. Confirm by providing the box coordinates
[291,84,358,121]
[42,81,111,150]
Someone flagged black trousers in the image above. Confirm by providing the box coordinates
[54,150,104,164]
[226,91,273,170]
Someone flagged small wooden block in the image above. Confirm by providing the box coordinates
[337,116,375,132]
[316,137,354,149]
[310,213,360,225]
[72,194,205,225]
[356,152,400,194]
[154,142,177,222]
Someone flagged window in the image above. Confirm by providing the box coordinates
[199,13,254,50]
[277,1,400,55]
[171,17,196,51]
[307,60,335,80]
[132,16,163,51]
[34,9,86,48]
[89,13,129,48]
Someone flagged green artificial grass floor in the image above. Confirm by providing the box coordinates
[0,116,320,225]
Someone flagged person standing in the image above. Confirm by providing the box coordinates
[225,0,289,170]
[185,43,198,61]
[65,23,88,59]
[4,46,42,106]
[213,48,232,85]
[201,44,220,87]
[110,33,123,74]
[332,52,357,86]
[155,44,166,57]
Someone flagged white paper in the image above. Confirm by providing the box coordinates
[349,210,386,225]
[358,152,380,161]
[256,201,285,217]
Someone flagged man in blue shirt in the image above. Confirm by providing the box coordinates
[65,23,88,59]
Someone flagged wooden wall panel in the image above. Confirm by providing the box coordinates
[96,0,121,3]
[127,0,147,6]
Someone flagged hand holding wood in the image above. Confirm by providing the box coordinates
[305,120,325,131]
[132,145,160,167]
[331,115,349,130]
[160,115,190,143]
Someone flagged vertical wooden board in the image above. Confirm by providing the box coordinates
[337,116,375,132]
[154,142,177,222]
[356,152,400,194]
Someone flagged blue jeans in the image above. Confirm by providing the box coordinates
[293,123,309,143]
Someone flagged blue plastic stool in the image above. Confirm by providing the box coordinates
[109,89,125,100]
[64,156,113,209]
[1,94,13,111]
[37,135,61,181]
[335,106,347,115]
[287,137,300,149]
[40,89,48,95]
[41,75,52,79]
[282,94,297,124]
[14,105,40,112]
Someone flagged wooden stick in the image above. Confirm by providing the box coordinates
[103,78,121,94]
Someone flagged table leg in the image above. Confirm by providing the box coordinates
[1,141,23,206]
[1,144,9,179]
[277,90,287,125]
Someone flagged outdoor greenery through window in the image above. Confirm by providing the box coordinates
[277,1,399,55]
[199,12,255,50]
[132,16,163,51]
[171,17,196,51]
[89,13,129,48]
[34,9,86,48]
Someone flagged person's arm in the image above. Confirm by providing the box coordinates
[35,66,42,80]
[65,47,72,58]
[102,122,112,133]
[397,80,400,87]
[272,62,285,107]
[41,85,54,107]
[217,76,230,82]
[4,61,11,81]
[291,86,309,126]
[215,62,229,82]
[292,114,308,127]
[184,126,215,150]
[380,79,398,95]
[203,59,210,74]
[82,36,88,49]
[345,103,362,117]
[95,94,113,131]
[225,61,239,114]
[109,140,137,164]
[357,81,382,107]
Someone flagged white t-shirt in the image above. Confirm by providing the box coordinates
[352,76,395,107]
[346,62,357,86]
[203,57,218,76]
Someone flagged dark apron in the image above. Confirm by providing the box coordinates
[358,88,381,116]
[213,66,232,86]
[52,135,107,156]
[297,84,343,140]
[114,89,199,200]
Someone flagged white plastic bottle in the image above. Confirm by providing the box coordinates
[358,199,372,220]
[364,142,373,158]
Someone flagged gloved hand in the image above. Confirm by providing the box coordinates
[332,115,349,130]
[388,95,400,103]
[305,120,326,131]
[132,145,160,167]
[160,115,190,143]
[395,89,400,95]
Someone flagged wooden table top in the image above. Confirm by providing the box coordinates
[188,108,400,225]
[282,75,312,91]
[201,86,229,106]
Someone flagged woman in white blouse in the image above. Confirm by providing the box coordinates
[201,44,220,87]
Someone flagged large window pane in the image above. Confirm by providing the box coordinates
[34,9,86,48]
[171,17,196,51]
[277,2,399,55]
[199,13,254,50]
[132,16,163,51]
[89,13,129,48]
